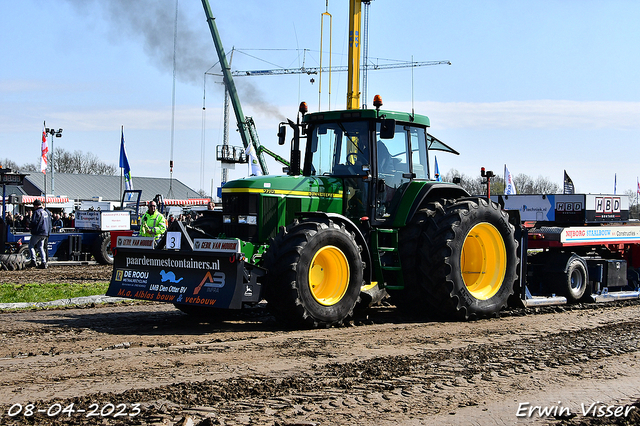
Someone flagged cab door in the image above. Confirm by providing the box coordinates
[374,123,411,220]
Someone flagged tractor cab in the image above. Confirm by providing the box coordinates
[295,96,459,224]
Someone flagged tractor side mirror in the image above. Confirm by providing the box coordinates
[379,119,396,139]
[278,125,286,145]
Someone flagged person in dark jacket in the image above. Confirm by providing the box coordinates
[28,199,52,269]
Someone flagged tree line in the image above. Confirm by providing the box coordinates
[442,168,560,195]
[443,168,640,219]
[1,149,117,175]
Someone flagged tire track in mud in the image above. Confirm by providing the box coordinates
[2,316,640,426]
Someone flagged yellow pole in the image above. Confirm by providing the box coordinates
[319,1,332,111]
[347,0,361,110]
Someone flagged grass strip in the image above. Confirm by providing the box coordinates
[0,282,109,304]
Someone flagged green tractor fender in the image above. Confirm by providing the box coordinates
[296,211,373,286]
[391,181,470,228]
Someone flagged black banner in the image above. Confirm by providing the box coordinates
[107,248,262,309]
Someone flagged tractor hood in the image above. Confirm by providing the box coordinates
[221,175,344,200]
[221,175,344,243]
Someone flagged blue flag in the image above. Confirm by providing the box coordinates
[119,127,133,193]
[434,156,442,182]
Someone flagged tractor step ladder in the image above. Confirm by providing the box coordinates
[372,228,404,290]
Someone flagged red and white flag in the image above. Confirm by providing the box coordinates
[41,124,48,173]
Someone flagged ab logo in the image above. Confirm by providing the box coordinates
[193,271,226,295]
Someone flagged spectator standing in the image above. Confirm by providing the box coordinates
[28,199,52,268]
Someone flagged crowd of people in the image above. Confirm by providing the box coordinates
[2,200,215,268]
[4,210,75,232]
[4,205,207,234]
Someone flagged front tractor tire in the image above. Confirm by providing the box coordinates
[263,218,363,328]
[411,197,519,320]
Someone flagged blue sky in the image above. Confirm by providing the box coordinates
[2,0,639,198]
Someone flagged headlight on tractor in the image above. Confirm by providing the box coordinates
[223,215,231,224]
[238,215,257,225]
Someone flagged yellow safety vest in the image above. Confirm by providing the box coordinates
[140,211,167,240]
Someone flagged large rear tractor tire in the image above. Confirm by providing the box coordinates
[263,218,363,328]
[388,202,441,315]
[93,232,113,265]
[412,197,519,320]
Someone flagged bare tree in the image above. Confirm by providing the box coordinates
[52,148,117,175]
[624,189,640,220]
[1,158,38,172]
[2,150,117,175]
[514,174,535,193]
[443,169,484,195]
[21,163,39,172]
[443,169,560,195]
[0,158,20,170]
[532,175,560,194]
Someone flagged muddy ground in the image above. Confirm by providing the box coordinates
[0,265,639,425]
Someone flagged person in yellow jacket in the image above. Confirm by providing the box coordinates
[140,201,167,241]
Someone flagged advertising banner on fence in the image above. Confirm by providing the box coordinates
[106,248,258,309]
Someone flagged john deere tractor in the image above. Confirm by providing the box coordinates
[108,0,519,327]
[108,97,519,328]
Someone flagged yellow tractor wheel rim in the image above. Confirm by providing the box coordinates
[461,223,507,300]
[309,245,350,306]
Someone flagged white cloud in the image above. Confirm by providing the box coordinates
[0,105,221,132]
[386,100,640,130]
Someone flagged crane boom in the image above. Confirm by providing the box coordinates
[225,60,452,77]
[201,0,268,175]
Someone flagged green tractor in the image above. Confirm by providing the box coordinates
[108,97,519,328]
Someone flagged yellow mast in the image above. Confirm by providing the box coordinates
[319,1,332,111]
[346,0,361,110]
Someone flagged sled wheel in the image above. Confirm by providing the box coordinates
[18,245,32,262]
[552,254,589,303]
[263,218,363,328]
[417,197,519,320]
[93,232,113,265]
[19,245,36,267]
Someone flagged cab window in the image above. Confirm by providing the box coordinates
[309,121,370,176]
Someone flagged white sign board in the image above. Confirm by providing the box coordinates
[75,210,101,230]
[561,225,640,244]
[100,212,131,231]
[166,232,182,250]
